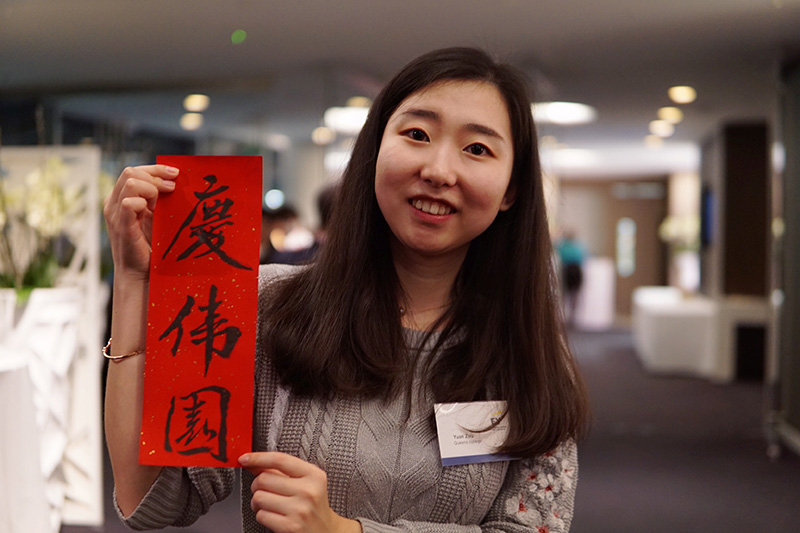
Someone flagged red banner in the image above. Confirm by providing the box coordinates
[140,155,261,467]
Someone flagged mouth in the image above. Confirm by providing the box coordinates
[409,198,455,216]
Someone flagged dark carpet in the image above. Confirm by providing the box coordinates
[569,328,800,533]
[65,328,800,532]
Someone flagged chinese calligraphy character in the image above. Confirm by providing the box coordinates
[158,285,242,376]
[164,386,230,462]
[162,174,252,270]
[158,295,195,356]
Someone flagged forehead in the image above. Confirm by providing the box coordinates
[392,80,511,131]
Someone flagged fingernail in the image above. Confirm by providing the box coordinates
[238,454,250,465]
[162,180,176,190]
[165,166,179,175]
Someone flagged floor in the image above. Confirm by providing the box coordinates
[64,328,800,532]
[569,329,800,533]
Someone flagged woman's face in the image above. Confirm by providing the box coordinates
[375,80,515,262]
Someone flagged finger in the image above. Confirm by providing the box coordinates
[119,177,159,204]
[112,171,171,217]
[106,191,153,238]
[113,197,154,263]
[250,470,297,497]
[118,197,151,230]
[108,165,178,207]
[239,452,316,478]
[250,489,291,514]
[106,169,154,215]
[251,492,320,533]
[254,509,294,532]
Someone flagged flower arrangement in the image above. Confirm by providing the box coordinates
[658,214,700,252]
[0,156,84,295]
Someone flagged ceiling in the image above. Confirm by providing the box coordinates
[2,0,800,178]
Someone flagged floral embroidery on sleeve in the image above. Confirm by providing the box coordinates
[503,440,577,532]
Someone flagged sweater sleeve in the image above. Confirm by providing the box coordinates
[356,439,579,533]
[115,466,235,530]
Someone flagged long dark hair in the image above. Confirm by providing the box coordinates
[265,47,589,459]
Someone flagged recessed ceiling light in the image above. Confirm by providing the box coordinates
[311,126,336,146]
[345,96,371,108]
[649,119,675,137]
[657,106,683,124]
[324,106,369,135]
[183,94,210,112]
[531,102,597,125]
[668,86,697,104]
[180,113,203,131]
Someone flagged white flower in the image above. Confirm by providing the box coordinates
[544,505,567,531]
[535,472,560,502]
[559,460,576,491]
[0,155,86,288]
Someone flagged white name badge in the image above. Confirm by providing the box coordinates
[434,400,513,466]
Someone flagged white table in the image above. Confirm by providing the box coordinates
[631,287,770,382]
[632,287,717,377]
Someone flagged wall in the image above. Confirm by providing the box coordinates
[700,122,770,298]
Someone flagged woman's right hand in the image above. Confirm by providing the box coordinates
[103,165,178,282]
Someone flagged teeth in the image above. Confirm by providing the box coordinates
[412,199,452,215]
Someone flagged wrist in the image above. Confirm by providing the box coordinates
[109,273,150,355]
[335,516,362,533]
[113,270,149,293]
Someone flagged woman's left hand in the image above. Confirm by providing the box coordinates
[240,452,362,533]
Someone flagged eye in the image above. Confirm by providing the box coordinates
[403,128,429,142]
[465,143,492,157]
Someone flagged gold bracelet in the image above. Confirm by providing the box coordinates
[102,337,145,363]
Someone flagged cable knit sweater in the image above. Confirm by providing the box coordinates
[118,263,579,532]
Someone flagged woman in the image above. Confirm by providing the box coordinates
[104,47,590,532]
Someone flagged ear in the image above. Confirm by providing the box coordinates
[499,181,517,212]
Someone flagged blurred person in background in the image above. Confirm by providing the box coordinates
[555,228,586,328]
[259,204,302,264]
[270,182,338,265]
[103,47,589,533]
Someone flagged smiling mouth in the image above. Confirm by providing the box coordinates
[410,199,455,215]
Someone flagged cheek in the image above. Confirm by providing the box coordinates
[375,148,407,196]
[469,172,514,211]
[374,154,397,216]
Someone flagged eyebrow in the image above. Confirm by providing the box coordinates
[401,108,506,141]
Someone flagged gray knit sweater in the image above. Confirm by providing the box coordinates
[118,264,578,532]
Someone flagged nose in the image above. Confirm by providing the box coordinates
[420,144,457,187]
